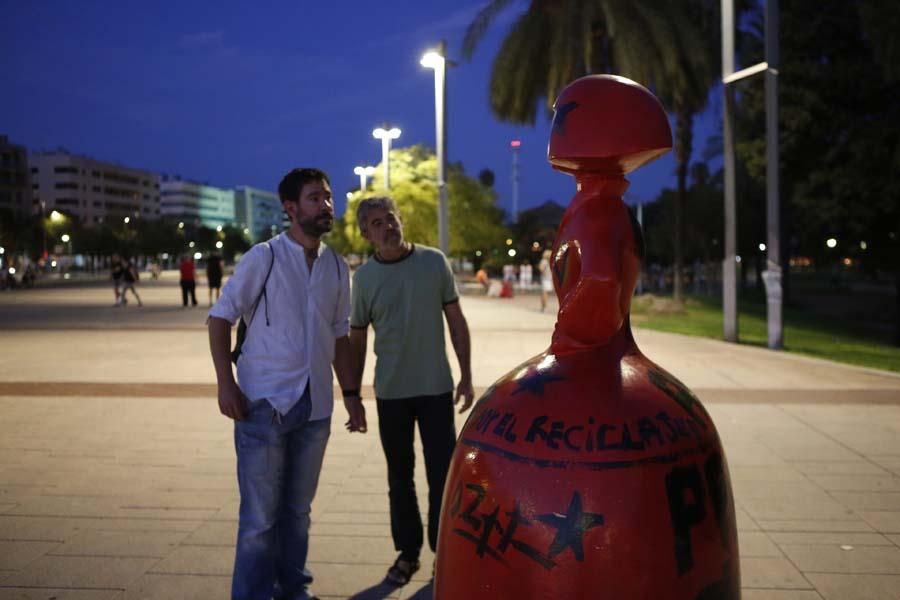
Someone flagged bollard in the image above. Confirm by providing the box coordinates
[434,75,740,599]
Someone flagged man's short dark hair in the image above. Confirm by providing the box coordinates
[278,168,330,203]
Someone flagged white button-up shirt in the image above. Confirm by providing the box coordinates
[209,232,350,419]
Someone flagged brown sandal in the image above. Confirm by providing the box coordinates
[385,556,420,585]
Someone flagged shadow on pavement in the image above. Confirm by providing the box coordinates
[347,581,400,599]
[406,581,434,599]
[347,580,433,599]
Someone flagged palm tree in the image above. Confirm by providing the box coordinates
[639,0,719,303]
[463,0,716,302]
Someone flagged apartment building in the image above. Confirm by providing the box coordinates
[30,151,160,225]
[234,185,286,243]
[160,176,235,229]
[0,135,32,216]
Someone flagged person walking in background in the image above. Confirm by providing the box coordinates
[348,196,474,585]
[119,259,143,307]
[179,255,198,308]
[206,252,223,306]
[208,167,363,600]
[539,249,553,312]
[111,253,125,306]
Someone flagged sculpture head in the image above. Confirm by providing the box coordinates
[548,75,672,176]
[547,75,670,352]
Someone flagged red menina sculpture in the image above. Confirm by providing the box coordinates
[434,75,740,599]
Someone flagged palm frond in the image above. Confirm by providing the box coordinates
[462,0,520,60]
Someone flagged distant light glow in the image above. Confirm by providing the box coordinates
[735,255,742,263]
[510,140,522,148]
[123,217,130,224]
[61,234,70,243]
[842,258,852,266]
[860,241,867,250]
[505,238,513,246]
[475,250,482,257]
[51,260,57,267]
[8,267,15,275]
[193,252,202,260]
[508,249,517,257]
[178,222,184,229]
[826,238,837,248]
[216,225,223,232]
[50,210,64,222]
[532,242,540,250]
[758,243,766,252]
[215,241,224,249]
[162,253,169,259]
[0,246,5,255]
[188,241,195,248]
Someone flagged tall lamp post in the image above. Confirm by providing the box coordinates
[372,127,401,190]
[510,139,521,224]
[722,0,781,348]
[353,165,376,191]
[421,41,450,255]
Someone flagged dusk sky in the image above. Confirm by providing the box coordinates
[2,1,719,219]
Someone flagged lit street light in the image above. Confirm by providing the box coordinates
[826,237,837,249]
[123,217,130,224]
[353,165,376,191]
[421,41,450,254]
[372,126,401,189]
[61,234,72,255]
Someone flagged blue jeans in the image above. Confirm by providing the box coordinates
[232,387,331,600]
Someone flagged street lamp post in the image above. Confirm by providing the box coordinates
[722,0,781,348]
[353,165,376,191]
[510,139,521,224]
[421,41,450,255]
[372,127,401,190]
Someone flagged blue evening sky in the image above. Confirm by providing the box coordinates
[1,0,719,218]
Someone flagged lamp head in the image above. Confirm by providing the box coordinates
[420,50,443,69]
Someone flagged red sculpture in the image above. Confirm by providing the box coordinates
[434,75,740,599]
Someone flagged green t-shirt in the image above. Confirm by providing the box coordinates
[351,244,459,400]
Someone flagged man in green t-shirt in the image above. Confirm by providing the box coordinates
[348,196,474,585]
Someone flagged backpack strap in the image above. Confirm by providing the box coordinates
[247,242,276,328]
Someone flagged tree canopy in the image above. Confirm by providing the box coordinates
[335,145,509,257]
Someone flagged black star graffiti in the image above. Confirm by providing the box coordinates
[511,369,565,397]
[552,101,579,135]
[536,492,604,561]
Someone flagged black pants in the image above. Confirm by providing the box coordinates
[376,392,456,558]
[180,280,197,306]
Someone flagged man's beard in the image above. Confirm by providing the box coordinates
[299,212,333,237]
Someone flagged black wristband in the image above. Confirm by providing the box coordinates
[342,389,360,398]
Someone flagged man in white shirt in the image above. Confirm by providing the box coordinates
[208,168,365,600]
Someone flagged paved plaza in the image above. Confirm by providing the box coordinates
[1,273,900,599]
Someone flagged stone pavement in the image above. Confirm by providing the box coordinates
[1,277,900,599]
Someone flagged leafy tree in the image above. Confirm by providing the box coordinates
[462,0,731,303]
[734,0,900,342]
[342,145,509,258]
[478,169,496,188]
